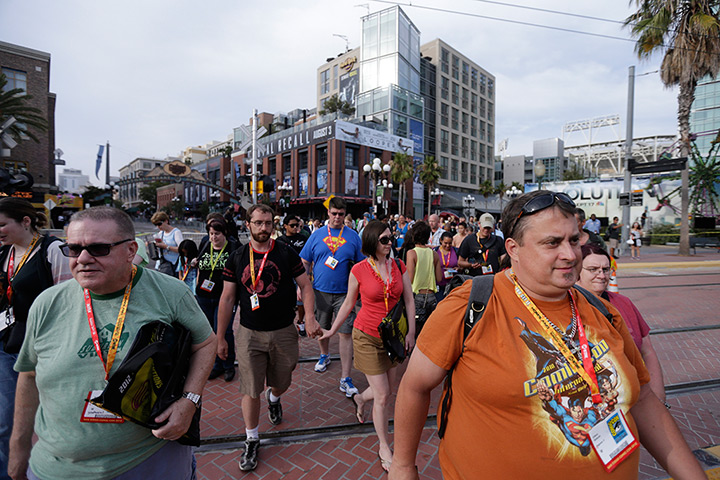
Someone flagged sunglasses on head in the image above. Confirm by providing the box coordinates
[378,235,392,245]
[60,239,134,257]
[509,192,575,237]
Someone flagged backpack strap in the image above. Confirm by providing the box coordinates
[40,235,61,286]
[438,274,494,439]
[573,284,613,325]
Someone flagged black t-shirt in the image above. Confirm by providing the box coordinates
[457,233,506,276]
[223,241,305,331]
[277,233,308,255]
[608,222,621,240]
[196,241,236,299]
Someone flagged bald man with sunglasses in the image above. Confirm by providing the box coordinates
[390,190,705,480]
[9,207,216,480]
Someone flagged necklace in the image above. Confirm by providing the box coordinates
[544,293,578,344]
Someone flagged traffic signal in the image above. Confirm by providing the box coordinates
[0,168,33,194]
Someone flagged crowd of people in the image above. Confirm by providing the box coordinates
[0,193,706,479]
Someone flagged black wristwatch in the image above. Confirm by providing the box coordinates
[182,391,202,408]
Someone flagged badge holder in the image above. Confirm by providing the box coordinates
[325,256,339,270]
[589,410,638,472]
[81,390,124,423]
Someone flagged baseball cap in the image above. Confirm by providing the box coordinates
[479,213,495,229]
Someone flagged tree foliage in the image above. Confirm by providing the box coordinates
[391,152,414,215]
[562,163,585,181]
[319,94,355,117]
[0,73,48,143]
[419,156,442,216]
[139,181,169,205]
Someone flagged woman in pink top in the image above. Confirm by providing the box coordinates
[321,220,415,473]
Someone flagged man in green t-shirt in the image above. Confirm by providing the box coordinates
[9,207,216,480]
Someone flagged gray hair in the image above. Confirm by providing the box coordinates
[70,207,135,238]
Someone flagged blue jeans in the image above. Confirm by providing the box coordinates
[0,341,19,480]
[196,296,235,372]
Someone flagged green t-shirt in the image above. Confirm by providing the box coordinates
[15,267,213,480]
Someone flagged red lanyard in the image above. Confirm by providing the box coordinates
[250,240,273,293]
[181,264,190,281]
[511,272,601,403]
[84,265,137,381]
[325,225,345,255]
[6,235,40,304]
[368,258,391,314]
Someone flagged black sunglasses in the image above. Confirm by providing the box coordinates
[378,236,392,245]
[509,192,576,237]
[60,239,134,257]
[286,223,299,228]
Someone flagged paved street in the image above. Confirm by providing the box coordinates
[193,244,720,479]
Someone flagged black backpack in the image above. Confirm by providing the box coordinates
[437,274,613,438]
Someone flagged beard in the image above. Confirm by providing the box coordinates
[251,230,271,243]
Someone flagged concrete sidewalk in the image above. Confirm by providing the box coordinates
[195,249,720,479]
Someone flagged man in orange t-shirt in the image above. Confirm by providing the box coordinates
[389,190,706,480]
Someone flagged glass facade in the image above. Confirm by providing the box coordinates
[690,76,720,157]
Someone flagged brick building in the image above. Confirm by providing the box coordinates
[0,41,57,201]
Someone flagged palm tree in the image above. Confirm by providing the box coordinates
[390,152,414,216]
[479,180,494,211]
[0,73,48,143]
[625,1,720,255]
[494,182,507,212]
[419,155,442,216]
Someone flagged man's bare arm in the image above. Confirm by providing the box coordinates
[9,371,39,480]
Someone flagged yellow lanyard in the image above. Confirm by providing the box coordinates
[10,235,40,280]
[208,242,227,273]
[325,225,345,255]
[509,271,601,401]
[84,265,137,381]
[368,257,391,314]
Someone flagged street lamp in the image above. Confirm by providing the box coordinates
[505,185,522,198]
[534,162,546,190]
[277,182,292,210]
[430,187,445,215]
[363,157,392,217]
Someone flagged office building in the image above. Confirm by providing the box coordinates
[690,76,720,157]
[0,41,56,200]
[118,157,169,208]
[533,138,565,183]
[57,168,90,194]
[317,48,360,112]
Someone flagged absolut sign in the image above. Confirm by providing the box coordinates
[262,122,335,156]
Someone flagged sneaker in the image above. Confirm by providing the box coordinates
[239,438,259,471]
[340,377,359,397]
[265,388,283,425]
[314,354,331,372]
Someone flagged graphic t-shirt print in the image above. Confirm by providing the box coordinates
[241,261,281,298]
[519,316,625,457]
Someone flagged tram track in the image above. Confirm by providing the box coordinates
[197,377,720,452]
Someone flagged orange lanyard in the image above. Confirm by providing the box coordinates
[6,235,40,304]
[440,248,451,267]
[368,258,391,314]
[84,265,137,381]
[476,233,489,263]
[510,271,601,403]
[250,240,273,293]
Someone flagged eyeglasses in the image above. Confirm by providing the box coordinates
[509,192,576,238]
[250,220,274,228]
[328,211,345,216]
[583,266,611,276]
[153,222,162,226]
[60,239,134,257]
[286,223,299,228]
[378,236,392,245]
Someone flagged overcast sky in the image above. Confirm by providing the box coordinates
[1,0,678,186]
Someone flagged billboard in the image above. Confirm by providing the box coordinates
[339,69,359,107]
[345,169,359,195]
[317,169,328,195]
[336,120,413,155]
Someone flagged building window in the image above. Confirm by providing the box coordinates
[345,147,358,167]
[471,67,478,89]
[451,159,459,181]
[299,150,308,170]
[333,64,338,90]
[462,62,469,85]
[461,113,468,134]
[479,121,486,141]
[461,162,468,183]
[451,108,459,130]
[269,158,276,175]
[461,137,468,157]
[441,76,449,100]
[487,124,494,142]
[452,83,459,105]
[317,146,327,167]
[283,154,291,173]
[471,116,477,137]
[480,98,486,119]
[320,69,330,95]
[488,102,494,119]
[480,73,487,95]
[451,133,459,156]
[470,164,477,184]
[462,88,469,109]
[440,103,449,126]
[452,55,459,80]
[1,68,27,92]
[441,48,449,74]
[488,78,495,99]
[471,140,477,161]
[471,93,478,114]
[440,156,449,179]
[440,130,449,153]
